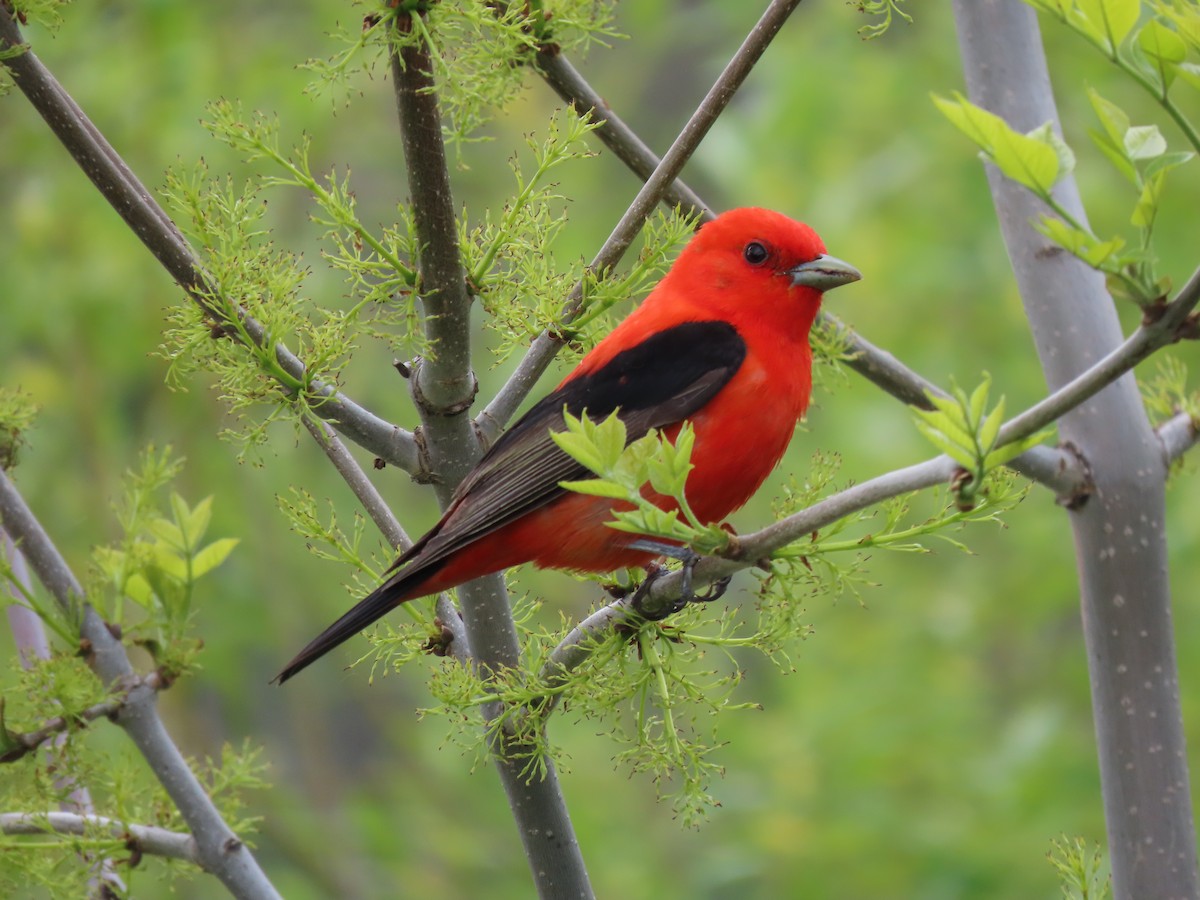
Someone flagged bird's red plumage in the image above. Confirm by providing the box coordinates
[277,207,857,682]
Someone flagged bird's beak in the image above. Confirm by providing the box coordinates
[788,255,862,292]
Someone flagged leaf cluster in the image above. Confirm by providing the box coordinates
[912,375,1050,507]
[0,385,37,470]
[85,448,237,677]
[937,0,1200,306]
[1,447,264,895]
[1047,835,1112,900]
[303,2,619,144]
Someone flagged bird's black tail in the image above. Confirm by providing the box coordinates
[273,579,399,684]
[274,556,446,684]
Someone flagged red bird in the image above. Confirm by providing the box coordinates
[278,207,860,682]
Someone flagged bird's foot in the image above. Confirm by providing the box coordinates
[626,540,731,620]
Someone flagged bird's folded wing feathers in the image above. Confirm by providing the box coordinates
[396,319,748,574]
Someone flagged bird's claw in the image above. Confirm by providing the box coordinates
[629,553,732,621]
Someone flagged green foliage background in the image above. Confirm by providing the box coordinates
[2,1,1199,897]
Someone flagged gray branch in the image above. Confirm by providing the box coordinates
[953,2,1199,896]
[0,812,200,865]
[534,50,712,221]
[389,13,590,898]
[1158,411,1200,466]
[0,471,281,900]
[0,8,419,474]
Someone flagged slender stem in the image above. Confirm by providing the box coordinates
[1,696,125,764]
[0,8,419,474]
[300,416,410,550]
[533,50,712,221]
[479,0,806,434]
[0,471,282,900]
[1,812,200,865]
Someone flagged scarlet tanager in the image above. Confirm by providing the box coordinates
[277,207,860,682]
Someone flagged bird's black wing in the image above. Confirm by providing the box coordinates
[404,319,747,570]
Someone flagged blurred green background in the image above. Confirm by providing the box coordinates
[3,1,1199,897]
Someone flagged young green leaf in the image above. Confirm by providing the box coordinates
[1075,0,1141,51]
[1137,19,1188,87]
[192,538,240,579]
[932,93,1061,195]
[1124,124,1168,160]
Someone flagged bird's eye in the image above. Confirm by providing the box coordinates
[743,241,770,266]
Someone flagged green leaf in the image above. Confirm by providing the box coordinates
[1138,19,1188,86]
[559,478,631,500]
[915,420,977,469]
[124,572,155,606]
[967,375,992,428]
[152,546,189,582]
[1088,88,1131,144]
[977,397,1007,452]
[985,429,1055,468]
[147,517,186,552]
[191,537,239,578]
[181,495,214,549]
[1132,170,1166,228]
[1035,216,1126,269]
[1154,1,1200,54]
[914,407,976,454]
[1124,124,1167,160]
[1076,0,1141,49]
[932,93,1061,195]
[1143,150,1194,180]
[1089,128,1140,185]
[1027,122,1077,176]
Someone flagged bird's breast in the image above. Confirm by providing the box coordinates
[670,341,811,523]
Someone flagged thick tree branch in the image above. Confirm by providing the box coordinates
[1,812,200,865]
[953,3,1199,897]
[389,15,590,899]
[479,0,806,437]
[0,471,281,900]
[0,9,418,474]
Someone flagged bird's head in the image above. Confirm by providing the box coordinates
[670,207,861,332]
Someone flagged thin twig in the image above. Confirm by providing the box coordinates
[1,812,200,865]
[0,697,124,764]
[479,0,807,436]
[534,50,712,220]
[999,263,1200,447]
[0,471,282,900]
[0,9,419,474]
